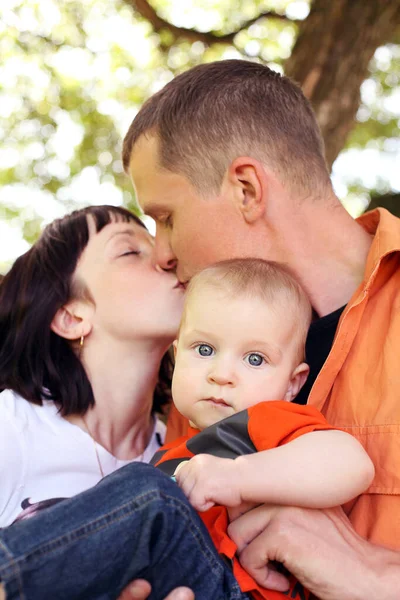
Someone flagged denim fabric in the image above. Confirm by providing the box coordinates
[0,463,249,600]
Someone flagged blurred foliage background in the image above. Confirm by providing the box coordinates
[0,0,399,272]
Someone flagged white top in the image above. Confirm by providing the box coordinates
[0,389,166,526]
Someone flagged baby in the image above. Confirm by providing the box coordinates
[153,258,374,599]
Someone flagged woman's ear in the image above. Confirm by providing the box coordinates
[172,339,178,359]
[227,157,268,224]
[51,300,93,341]
[284,362,310,402]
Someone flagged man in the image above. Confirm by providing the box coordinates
[121,60,400,599]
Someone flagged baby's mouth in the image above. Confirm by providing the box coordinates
[205,397,230,407]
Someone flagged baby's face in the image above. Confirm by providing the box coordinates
[172,287,307,431]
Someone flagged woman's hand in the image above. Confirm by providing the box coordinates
[117,579,194,600]
[228,503,400,600]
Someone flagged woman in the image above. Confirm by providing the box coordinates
[0,205,239,600]
[0,205,184,525]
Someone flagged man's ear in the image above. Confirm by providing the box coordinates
[227,157,267,224]
[51,300,93,341]
[284,362,310,402]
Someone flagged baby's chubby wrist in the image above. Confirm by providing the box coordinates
[232,455,251,503]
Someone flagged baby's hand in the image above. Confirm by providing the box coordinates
[174,454,242,512]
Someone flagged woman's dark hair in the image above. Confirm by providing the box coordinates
[0,205,172,416]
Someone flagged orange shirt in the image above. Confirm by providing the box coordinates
[166,208,400,550]
[308,208,400,549]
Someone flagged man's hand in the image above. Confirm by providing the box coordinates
[117,579,194,600]
[174,454,242,511]
[228,504,400,600]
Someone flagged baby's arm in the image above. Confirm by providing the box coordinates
[175,430,374,512]
[233,429,374,508]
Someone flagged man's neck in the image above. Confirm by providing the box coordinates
[268,197,373,317]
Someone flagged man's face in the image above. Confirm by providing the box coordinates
[128,135,261,284]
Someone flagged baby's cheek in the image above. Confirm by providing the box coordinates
[172,370,193,417]
[171,370,183,403]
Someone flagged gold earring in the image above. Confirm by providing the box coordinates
[79,335,84,357]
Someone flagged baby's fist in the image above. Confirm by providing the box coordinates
[174,454,241,511]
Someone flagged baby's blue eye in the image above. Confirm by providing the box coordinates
[246,353,264,367]
[196,344,214,357]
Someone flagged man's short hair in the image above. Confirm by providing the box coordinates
[182,258,312,362]
[123,59,331,196]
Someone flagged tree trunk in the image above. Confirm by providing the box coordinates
[126,0,400,170]
[284,0,400,169]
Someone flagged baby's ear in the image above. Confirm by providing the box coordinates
[284,362,310,402]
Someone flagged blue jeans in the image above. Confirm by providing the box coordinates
[0,463,249,600]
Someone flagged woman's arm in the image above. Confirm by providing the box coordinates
[175,430,374,511]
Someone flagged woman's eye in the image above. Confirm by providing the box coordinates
[195,344,214,357]
[246,353,264,367]
[121,250,140,257]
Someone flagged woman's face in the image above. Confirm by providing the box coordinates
[75,216,185,347]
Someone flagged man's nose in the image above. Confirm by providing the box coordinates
[207,359,236,387]
[153,227,177,272]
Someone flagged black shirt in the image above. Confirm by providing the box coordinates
[294,305,346,406]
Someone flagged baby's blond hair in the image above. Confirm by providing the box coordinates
[181,258,312,363]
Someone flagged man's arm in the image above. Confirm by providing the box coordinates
[228,504,400,600]
[175,430,374,511]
